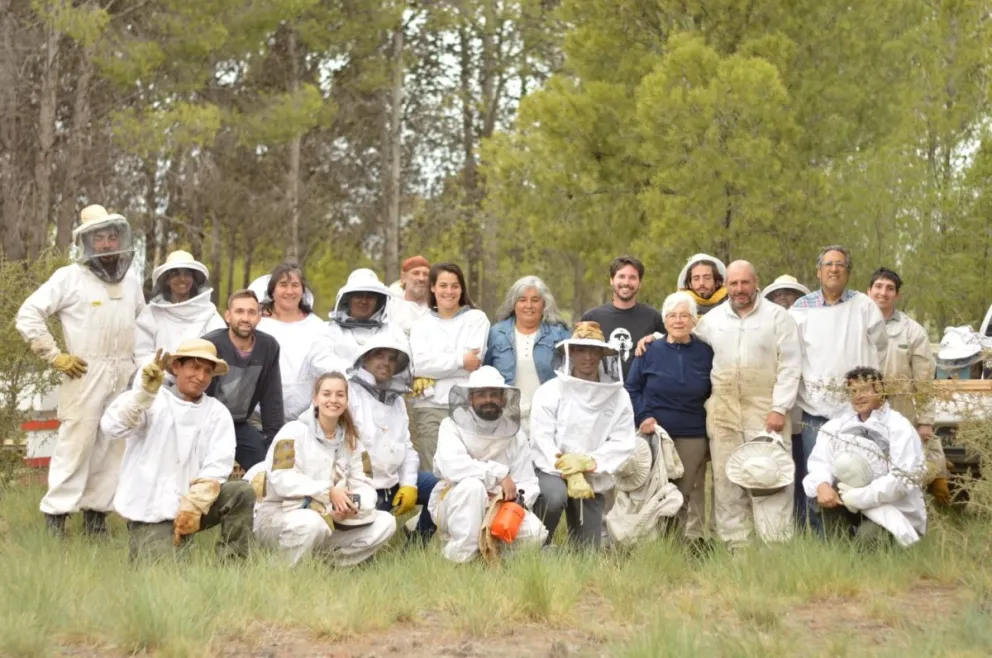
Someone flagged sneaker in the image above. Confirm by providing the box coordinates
[45,513,69,539]
[83,510,109,537]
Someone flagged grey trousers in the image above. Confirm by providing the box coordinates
[533,470,606,548]
[672,437,709,540]
[411,406,448,471]
[126,480,255,563]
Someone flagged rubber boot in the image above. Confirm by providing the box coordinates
[45,513,68,539]
[929,478,952,506]
[83,510,109,537]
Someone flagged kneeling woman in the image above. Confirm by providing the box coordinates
[253,373,396,565]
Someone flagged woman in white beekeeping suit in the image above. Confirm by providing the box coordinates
[134,250,225,367]
[16,205,145,538]
[253,372,396,565]
[429,366,547,563]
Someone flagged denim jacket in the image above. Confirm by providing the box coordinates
[484,318,571,385]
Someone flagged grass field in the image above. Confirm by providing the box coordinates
[1,483,990,658]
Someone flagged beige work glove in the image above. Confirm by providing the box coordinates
[564,472,595,499]
[141,349,169,395]
[173,478,221,546]
[555,453,596,477]
[51,353,89,379]
[409,377,436,398]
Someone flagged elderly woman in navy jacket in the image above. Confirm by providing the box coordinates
[485,276,570,433]
[625,291,713,543]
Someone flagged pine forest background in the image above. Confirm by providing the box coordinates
[2,0,992,331]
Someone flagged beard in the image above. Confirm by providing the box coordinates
[231,323,255,339]
[473,403,503,421]
[614,285,637,302]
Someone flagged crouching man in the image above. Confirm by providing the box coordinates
[102,341,255,561]
[803,367,927,547]
[530,322,637,548]
[253,372,396,566]
[429,366,547,563]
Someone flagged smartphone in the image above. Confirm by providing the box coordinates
[349,493,361,509]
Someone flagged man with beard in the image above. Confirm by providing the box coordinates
[203,289,284,469]
[428,366,547,563]
[17,205,145,538]
[582,256,664,380]
[677,253,728,316]
[693,261,801,548]
[390,256,431,336]
[790,245,887,531]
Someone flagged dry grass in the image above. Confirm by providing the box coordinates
[0,483,991,657]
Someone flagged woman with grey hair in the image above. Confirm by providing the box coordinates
[484,276,571,426]
[625,291,713,546]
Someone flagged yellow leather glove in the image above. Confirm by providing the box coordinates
[391,485,418,516]
[172,510,201,546]
[555,453,597,477]
[409,377,436,398]
[141,349,169,395]
[51,353,88,379]
[564,473,595,499]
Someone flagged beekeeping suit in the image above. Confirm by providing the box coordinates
[327,268,399,367]
[428,366,547,563]
[134,250,225,367]
[16,205,144,529]
[253,406,397,566]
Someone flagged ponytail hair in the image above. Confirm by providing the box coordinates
[312,372,359,450]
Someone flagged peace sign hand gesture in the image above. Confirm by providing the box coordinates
[141,349,169,395]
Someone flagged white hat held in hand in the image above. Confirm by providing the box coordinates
[725,434,794,496]
[613,435,653,492]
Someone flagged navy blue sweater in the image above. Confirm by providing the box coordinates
[625,337,713,438]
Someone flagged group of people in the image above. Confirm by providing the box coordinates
[15,204,965,566]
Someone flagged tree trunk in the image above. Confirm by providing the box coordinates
[0,0,23,259]
[59,45,94,249]
[384,23,404,285]
[286,29,301,262]
[571,256,586,323]
[226,226,236,305]
[142,161,159,297]
[210,212,222,307]
[243,234,254,288]
[458,21,482,302]
[32,19,62,258]
[479,3,498,314]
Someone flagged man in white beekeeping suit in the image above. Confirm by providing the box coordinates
[428,366,548,563]
[326,268,401,367]
[16,204,145,538]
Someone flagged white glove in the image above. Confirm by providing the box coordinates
[836,483,862,514]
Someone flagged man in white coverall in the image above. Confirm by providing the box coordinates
[790,245,887,531]
[694,261,802,548]
[429,366,547,563]
[102,341,256,561]
[803,367,927,547]
[16,205,145,537]
[530,322,637,548]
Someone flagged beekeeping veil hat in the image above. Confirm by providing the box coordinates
[553,322,623,387]
[449,366,521,440]
[761,275,810,300]
[676,253,727,291]
[248,274,315,308]
[330,268,391,329]
[936,326,985,370]
[725,434,794,496]
[613,435,653,492]
[152,250,210,301]
[829,428,890,488]
[72,204,135,283]
[349,329,412,404]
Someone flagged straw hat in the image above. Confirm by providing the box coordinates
[761,275,810,299]
[554,321,619,356]
[613,436,653,492]
[725,434,794,496]
[165,339,230,376]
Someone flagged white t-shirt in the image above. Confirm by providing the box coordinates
[514,328,542,418]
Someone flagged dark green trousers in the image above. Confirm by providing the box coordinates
[126,480,255,562]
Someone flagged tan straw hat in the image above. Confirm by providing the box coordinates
[555,321,619,356]
[166,339,230,376]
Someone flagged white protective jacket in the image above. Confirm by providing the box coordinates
[430,416,540,507]
[880,311,935,426]
[390,297,430,336]
[256,407,375,513]
[410,307,491,407]
[790,292,888,418]
[326,269,399,367]
[348,334,418,491]
[803,404,927,546]
[695,297,802,432]
[259,314,347,419]
[102,385,235,523]
[530,371,637,494]
[135,289,225,366]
